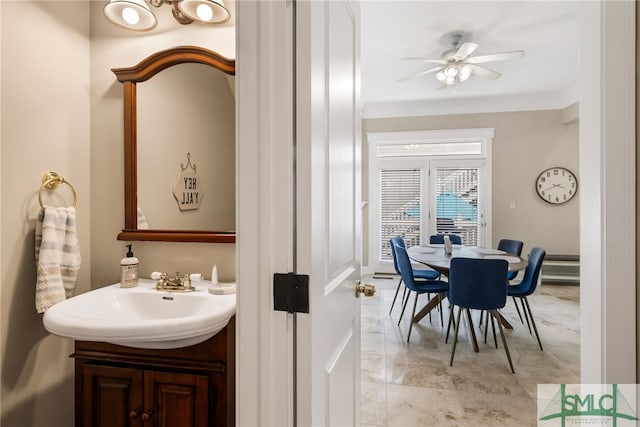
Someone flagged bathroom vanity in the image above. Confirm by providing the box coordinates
[72,317,235,427]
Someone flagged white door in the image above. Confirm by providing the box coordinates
[295,0,363,425]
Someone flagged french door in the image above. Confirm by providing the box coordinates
[374,158,490,274]
[431,160,488,247]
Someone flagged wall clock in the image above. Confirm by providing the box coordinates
[535,167,578,205]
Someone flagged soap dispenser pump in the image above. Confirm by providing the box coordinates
[120,244,139,288]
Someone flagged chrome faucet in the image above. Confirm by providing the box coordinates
[155,272,193,291]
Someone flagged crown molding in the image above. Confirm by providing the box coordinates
[362,83,580,119]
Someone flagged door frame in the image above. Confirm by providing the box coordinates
[235,1,295,426]
[578,1,636,383]
[236,1,636,425]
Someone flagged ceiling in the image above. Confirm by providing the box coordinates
[360,1,581,118]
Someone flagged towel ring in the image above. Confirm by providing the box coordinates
[38,171,77,208]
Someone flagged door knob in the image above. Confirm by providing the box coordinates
[355,280,376,298]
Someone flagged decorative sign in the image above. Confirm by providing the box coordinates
[173,153,203,211]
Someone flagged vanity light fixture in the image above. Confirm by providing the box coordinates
[104,0,230,31]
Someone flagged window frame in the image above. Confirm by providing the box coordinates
[366,128,493,274]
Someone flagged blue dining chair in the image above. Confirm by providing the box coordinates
[430,234,463,245]
[388,237,440,317]
[497,239,524,280]
[497,238,525,323]
[507,247,546,351]
[392,243,449,343]
[448,257,514,373]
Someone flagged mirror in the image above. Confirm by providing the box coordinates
[112,46,235,243]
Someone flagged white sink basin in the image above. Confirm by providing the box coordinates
[43,279,236,349]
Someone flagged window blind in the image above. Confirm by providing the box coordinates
[380,169,421,261]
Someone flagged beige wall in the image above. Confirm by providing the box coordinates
[89,1,236,286]
[363,108,579,265]
[1,2,237,426]
[1,2,90,425]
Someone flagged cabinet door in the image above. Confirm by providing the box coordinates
[82,364,144,427]
[143,370,209,427]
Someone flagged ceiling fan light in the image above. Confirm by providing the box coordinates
[459,65,471,81]
[445,65,458,77]
[445,75,456,85]
[436,71,446,82]
[104,0,157,31]
[178,0,230,24]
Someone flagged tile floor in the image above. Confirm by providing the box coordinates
[361,274,580,427]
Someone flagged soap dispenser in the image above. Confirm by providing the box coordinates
[120,244,139,288]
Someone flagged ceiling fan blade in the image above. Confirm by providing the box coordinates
[466,50,525,64]
[453,42,478,60]
[401,57,447,65]
[468,64,502,80]
[397,66,443,83]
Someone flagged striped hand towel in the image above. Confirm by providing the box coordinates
[35,206,81,313]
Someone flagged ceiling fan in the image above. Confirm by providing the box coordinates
[399,32,525,89]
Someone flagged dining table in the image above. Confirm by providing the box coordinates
[407,244,528,352]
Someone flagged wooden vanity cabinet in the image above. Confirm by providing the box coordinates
[72,317,235,427]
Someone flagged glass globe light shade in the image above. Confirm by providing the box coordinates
[459,65,472,81]
[179,0,230,24]
[104,0,157,31]
[445,65,458,77]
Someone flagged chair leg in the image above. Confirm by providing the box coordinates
[407,293,420,343]
[397,290,411,326]
[427,293,433,323]
[512,296,524,323]
[401,287,410,306]
[523,297,544,351]
[438,298,444,328]
[492,310,515,374]
[521,298,532,334]
[449,306,463,367]
[464,309,479,353]
[445,304,454,343]
[490,312,498,349]
[389,277,403,315]
[483,310,489,344]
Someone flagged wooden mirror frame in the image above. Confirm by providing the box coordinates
[112,46,236,243]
